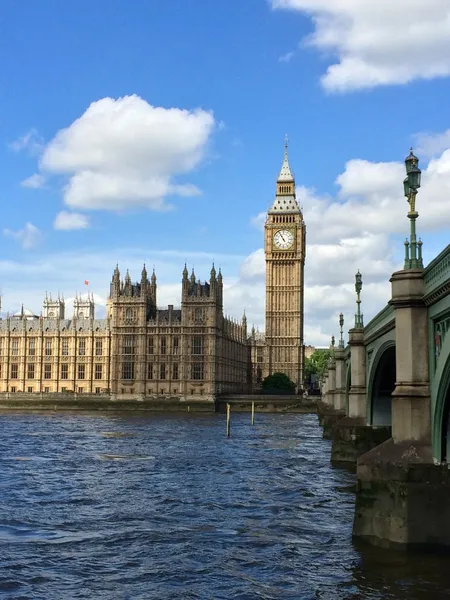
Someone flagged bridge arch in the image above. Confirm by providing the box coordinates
[433,333,450,462]
[367,341,396,426]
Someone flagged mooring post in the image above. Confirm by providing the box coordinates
[251,401,255,425]
[226,403,231,437]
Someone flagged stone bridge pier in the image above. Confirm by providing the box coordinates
[353,267,450,549]
[317,338,346,438]
[330,327,391,465]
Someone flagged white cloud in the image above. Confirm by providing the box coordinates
[53,211,90,231]
[271,0,450,92]
[32,95,215,212]
[279,51,295,63]
[20,173,46,189]
[9,128,44,155]
[3,223,41,250]
[414,129,450,158]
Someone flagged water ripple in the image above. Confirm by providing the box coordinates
[0,411,448,599]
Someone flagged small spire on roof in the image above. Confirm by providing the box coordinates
[278,134,294,182]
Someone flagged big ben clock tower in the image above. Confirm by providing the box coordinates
[264,137,306,392]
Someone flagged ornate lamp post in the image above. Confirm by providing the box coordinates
[403,148,423,269]
[355,270,364,328]
[339,312,344,348]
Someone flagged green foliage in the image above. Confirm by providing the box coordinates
[304,349,332,382]
[262,372,296,392]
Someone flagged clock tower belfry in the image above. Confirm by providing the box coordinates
[264,137,306,392]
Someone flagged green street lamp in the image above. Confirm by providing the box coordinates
[355,270,364,328]
[339,312,344,348]
[403,148,423,269]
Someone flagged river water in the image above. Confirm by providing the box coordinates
[0,411,449,599]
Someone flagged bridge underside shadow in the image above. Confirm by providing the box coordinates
[442,383,450,463]
[371,346,395,427]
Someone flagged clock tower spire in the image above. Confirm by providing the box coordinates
[264,137,306,392]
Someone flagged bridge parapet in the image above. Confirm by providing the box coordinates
[424,244,450,303]
[363,304,395,344]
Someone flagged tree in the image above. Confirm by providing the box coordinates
[304,349,332,383]
[262,372,296,393]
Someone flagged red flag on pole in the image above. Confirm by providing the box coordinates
[84,280,89,285]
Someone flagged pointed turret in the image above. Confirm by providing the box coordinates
[110,264,121,298]
[151,268,156,285]
[210,262,216,280]
[113,264,120,281]
[183,263,189,280]
[190,268,196,285]
[141,263,148,283]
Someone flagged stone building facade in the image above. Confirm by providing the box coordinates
[0,265,249,398]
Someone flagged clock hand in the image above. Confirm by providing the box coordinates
[280,233,286,242]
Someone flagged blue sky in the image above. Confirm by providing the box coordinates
[1,0,450,344]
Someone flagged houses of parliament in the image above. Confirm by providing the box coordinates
[0,141,307,399]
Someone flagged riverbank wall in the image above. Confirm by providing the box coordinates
[0,392,318,413]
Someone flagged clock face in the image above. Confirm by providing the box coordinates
[273,229,294,250]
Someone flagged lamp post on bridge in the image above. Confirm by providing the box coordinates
[355,270,364,328]
[403,148,423,269]
[339,313,344,349]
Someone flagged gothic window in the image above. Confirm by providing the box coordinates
[45,339,52,356]
[95,340,103,356]
[0,339,3,355]
[95,364,102,380]
[78,338,86,356]
[61,364,69,380]
[173,337,179,355]
[147,363,153,380]
[160,337,166,355]
[78,364,85,380]
[191,336,203,355]
[62,339,69,356]
[172,363,179,380]
[79,312,84,319]
[28,338,36,356]
[148,337,154,354]
[48,311,54,318]
[11,339,19,356]
[27,364,35,380]
[44,364,52,380]
[125,307,135,322]
[160,363,166,380]
[191,362,204,380]
[194,308,203,323]
[122,362,134,380]
[124,336,135,355]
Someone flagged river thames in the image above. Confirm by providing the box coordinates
[0,411,449,599]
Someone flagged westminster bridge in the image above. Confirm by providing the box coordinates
[319,151,450,550]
